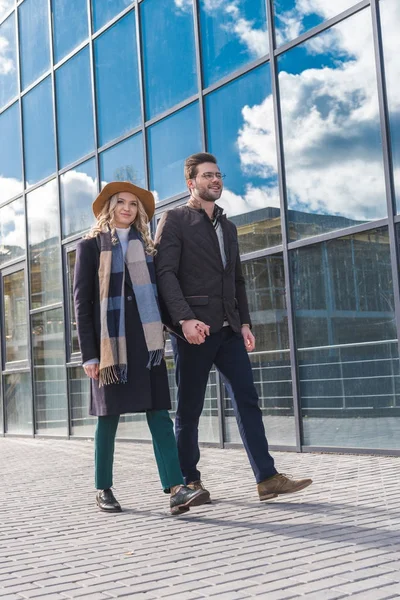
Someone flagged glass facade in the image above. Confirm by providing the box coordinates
[1,0,399,455]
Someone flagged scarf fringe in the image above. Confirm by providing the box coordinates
[99,365,128,388]
[146,349,164,370]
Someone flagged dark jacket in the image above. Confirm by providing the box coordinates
[154,204,251,335]
[73,235,171,416]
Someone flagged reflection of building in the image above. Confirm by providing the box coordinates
[1,0,400,453]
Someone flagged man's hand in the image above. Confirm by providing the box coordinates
[241,325,255,352]
[182,320,210,344]
[83,363,99,380]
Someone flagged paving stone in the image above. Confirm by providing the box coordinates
[1,438,400,600]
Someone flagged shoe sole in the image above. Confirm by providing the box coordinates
[259,480,312,501]
[171,490,210,515]
[259,493,279,502]
[96,499,122,513]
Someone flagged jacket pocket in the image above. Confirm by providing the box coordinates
[185,295,209,306]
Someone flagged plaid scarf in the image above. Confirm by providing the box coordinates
[98,226,164,387]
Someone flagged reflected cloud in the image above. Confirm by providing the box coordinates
[0,33,14,75]
[176,0,268,58]
[0,198,25,264]
[61,165,97,237]
[275,0,357,46]
[236,8,391,231]
[0,0,12,20]
[220,184,280,218]
[0,175,23,204]
[27,179,58,246]
[212,0,267,58]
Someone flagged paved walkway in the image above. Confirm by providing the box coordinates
[0,437,399,600]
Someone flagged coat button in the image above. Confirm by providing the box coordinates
[127,296,132,301]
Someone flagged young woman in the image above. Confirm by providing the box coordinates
[73,181,209,514]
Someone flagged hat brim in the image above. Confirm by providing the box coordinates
[92,181,155,221]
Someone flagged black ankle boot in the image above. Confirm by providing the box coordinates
[96,488,122,512]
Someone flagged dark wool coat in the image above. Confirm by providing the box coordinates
[73,236,171,416]
[154,205,252,335]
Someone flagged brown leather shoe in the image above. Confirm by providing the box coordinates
[187,480,211,503]
[257,473,312,501]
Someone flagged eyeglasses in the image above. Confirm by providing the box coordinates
[198,172,226,181]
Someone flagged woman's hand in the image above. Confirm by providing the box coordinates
[83,363,99,380]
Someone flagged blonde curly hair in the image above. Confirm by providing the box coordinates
[85,192,156,255]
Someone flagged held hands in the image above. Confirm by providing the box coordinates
[241,325,255,352]
[182,319,210,344]
[83,363,99,380]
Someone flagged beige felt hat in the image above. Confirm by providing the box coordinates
[92,181,155,221]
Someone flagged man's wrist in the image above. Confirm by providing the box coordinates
[241,323,250,328]
[179,319,187,326]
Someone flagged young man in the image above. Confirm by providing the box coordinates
[154,153,312,502]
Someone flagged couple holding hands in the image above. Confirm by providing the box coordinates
[73,152,312,515]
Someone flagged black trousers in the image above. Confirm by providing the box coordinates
[171,327,277,484]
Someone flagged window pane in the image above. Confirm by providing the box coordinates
[94,10,140,147]
[278,10,386,241]
[292,228,400,450]
[0,102,23,203]
[27,179,62,309]
[148,103,201,202]
[91,0,132,32]
[141,0,197,119]
[206,65,280,253]
[32,308,68,435]
[18,0,50,89]
[23,77,56,186]
[0,198,25,265]
[52,0,89,63]
[4,372,33,434]
[56,47,94,169]
[66,250,79,354]
[3,269,28,363]
[380,0,400,212]
[199,0,268,88]
[224,256,295,446]
[0,1,13,21]
[99,133,145,187]
[274,0,357,47]
[60,158,97,238]
[0,12,18,109]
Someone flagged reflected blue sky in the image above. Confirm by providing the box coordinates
[380,0,400,212]
[199,0,268,88]
[23,77,56,186]
[91,0,132,32]
[52,0,89,64]
[100,133,145,188]
[141,0,197,119]
[273,0,357,46]
[19,0,50,90]
[56,46,94,169]
[60,158,97,238]
[148,102,201,201]
[0,12,17,109]
[205,65,279,232]
[0,197,25,266]
[95,10,140,147]
[0,101,23,203]
[277,8,387,240]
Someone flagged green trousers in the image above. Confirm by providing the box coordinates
[94,410,184,491]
